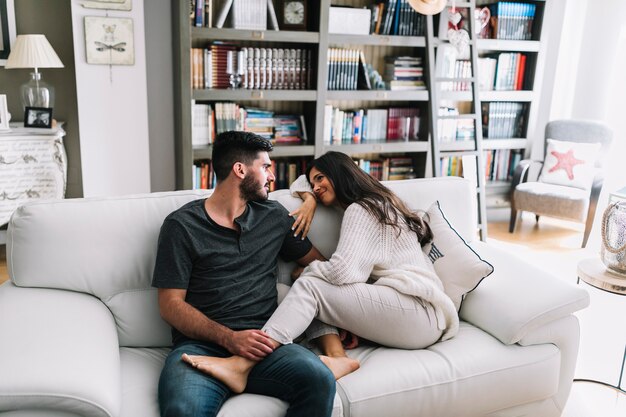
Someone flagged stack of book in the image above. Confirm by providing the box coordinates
[245,108,274,140]
[273,115,306,145]
[355,156,416,181]
[493,53,526,91]
[440,156,463,177]
[192,102,214,146]
[384,56,425,91]
[387,107,420,141]
[437,106,476,142]
[481,102,526,138]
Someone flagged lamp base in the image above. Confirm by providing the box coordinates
[21,72,55,110]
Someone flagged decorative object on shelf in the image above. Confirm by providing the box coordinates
[474,7,491,38]
[4,34,64,110]
[0,0,16,66]
[407,0,445,16]
[279,0,306,31]
[24,107,53,129]
[601,202,626,276]
[0,95,10,131]
[84,17,135,65]
[79,0,132,11]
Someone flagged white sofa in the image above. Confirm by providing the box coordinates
[0,177,589,417]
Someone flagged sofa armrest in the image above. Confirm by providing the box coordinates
[459,242,589,345]
[0,283,121,417]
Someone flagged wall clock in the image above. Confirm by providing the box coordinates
[280,0,307,31]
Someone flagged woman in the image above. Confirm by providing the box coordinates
[182,151,458,393]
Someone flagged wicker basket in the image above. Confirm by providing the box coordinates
[601,202,626,275]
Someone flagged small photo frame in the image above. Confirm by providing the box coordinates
[0,95,10,130]
[24,107,53,129]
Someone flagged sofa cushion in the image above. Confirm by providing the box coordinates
[422,201,494,311]
[118,347,343,417]
[538,139,601,190]
[7,190,212,347]
[336,322,560,417]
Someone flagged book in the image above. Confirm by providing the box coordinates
[267,0,279,31]
[215,0,234,28]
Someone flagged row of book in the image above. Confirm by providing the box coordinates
[326,49,368,91]
[192,44,313,90]
[478,53,527,91]
[191,101,306,146]
[193,157,309,191]
[483,2,537,40]
[356,156,417,181]
[484,148,523,182]
[323,105,420,144]
[438,59,472,92]
[384,56,425,91]
[438,107,475,142]
[369,0,426,36]
[481,102,526,139]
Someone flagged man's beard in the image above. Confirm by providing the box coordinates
[240,173,268,202]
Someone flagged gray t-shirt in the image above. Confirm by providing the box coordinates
[152,198,312,346]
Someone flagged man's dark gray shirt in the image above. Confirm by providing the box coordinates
[152,198,312,346]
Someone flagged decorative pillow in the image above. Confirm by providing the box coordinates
[422,201,494,311]
[538,139,601,191]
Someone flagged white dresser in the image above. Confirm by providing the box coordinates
[0,124,67,242]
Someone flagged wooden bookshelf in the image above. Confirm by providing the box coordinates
[173,0,549,222]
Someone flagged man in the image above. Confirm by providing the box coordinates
[152,131,335,417]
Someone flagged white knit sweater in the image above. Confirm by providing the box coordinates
[290,176,459,341]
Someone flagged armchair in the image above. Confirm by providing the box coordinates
[509,119,613,247]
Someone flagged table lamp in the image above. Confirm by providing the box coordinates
[5,34,64,110]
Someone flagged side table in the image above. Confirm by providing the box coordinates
[0,125,67,238]
[575,257,626,394]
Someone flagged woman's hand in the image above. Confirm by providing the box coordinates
[339,329,360,350]
[289,192,317,239]
[291,265,305,281]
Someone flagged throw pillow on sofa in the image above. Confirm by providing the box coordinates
[422,201,494,311]
[538,138,601,191]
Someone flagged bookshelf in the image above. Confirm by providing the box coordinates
[173,0,549,235]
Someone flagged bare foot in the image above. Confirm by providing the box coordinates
[319,355,360,380]
[181,353,252,393]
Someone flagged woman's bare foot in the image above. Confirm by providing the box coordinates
[319,355,360,380]
[181,353,253,393]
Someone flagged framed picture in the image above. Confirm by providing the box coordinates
[24,107,53,129]
[84,16,135,65]
[0,0,17,66]
[0,94,9,130]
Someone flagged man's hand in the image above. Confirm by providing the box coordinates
[223,329,275,361]
[291,265,305,281]
[289,192,317,239]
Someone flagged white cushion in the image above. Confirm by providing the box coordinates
[336,322,560,417]
[422,201,494,311]
[538,139,601,190]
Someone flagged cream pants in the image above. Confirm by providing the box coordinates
[266,276,442,350]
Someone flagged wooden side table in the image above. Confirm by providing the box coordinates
[576,257,626,394]
[0,124,67,229]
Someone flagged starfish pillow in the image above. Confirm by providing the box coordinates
[538,139,601,191]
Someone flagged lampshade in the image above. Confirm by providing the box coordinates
[5,34,64,69]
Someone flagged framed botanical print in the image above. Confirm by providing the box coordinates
[0,0,17,66]
[84,16,135,65]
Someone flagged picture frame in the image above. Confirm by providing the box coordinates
[0,0,17,66]
[0,94,9,131]
[84,16,135,65]
[24,106,53,129]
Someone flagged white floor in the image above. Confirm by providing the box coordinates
[489,213,626,417]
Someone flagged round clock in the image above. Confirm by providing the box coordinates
[281,0,307,31]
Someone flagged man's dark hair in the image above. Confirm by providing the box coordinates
[211,131,273,181]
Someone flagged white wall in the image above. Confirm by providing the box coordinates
[70,1,151,197]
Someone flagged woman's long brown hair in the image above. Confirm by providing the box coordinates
[307,151,433,246]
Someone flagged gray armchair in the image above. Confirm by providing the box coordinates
[509,119,613,247]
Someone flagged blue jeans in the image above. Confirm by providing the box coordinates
[158,340,335,417]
